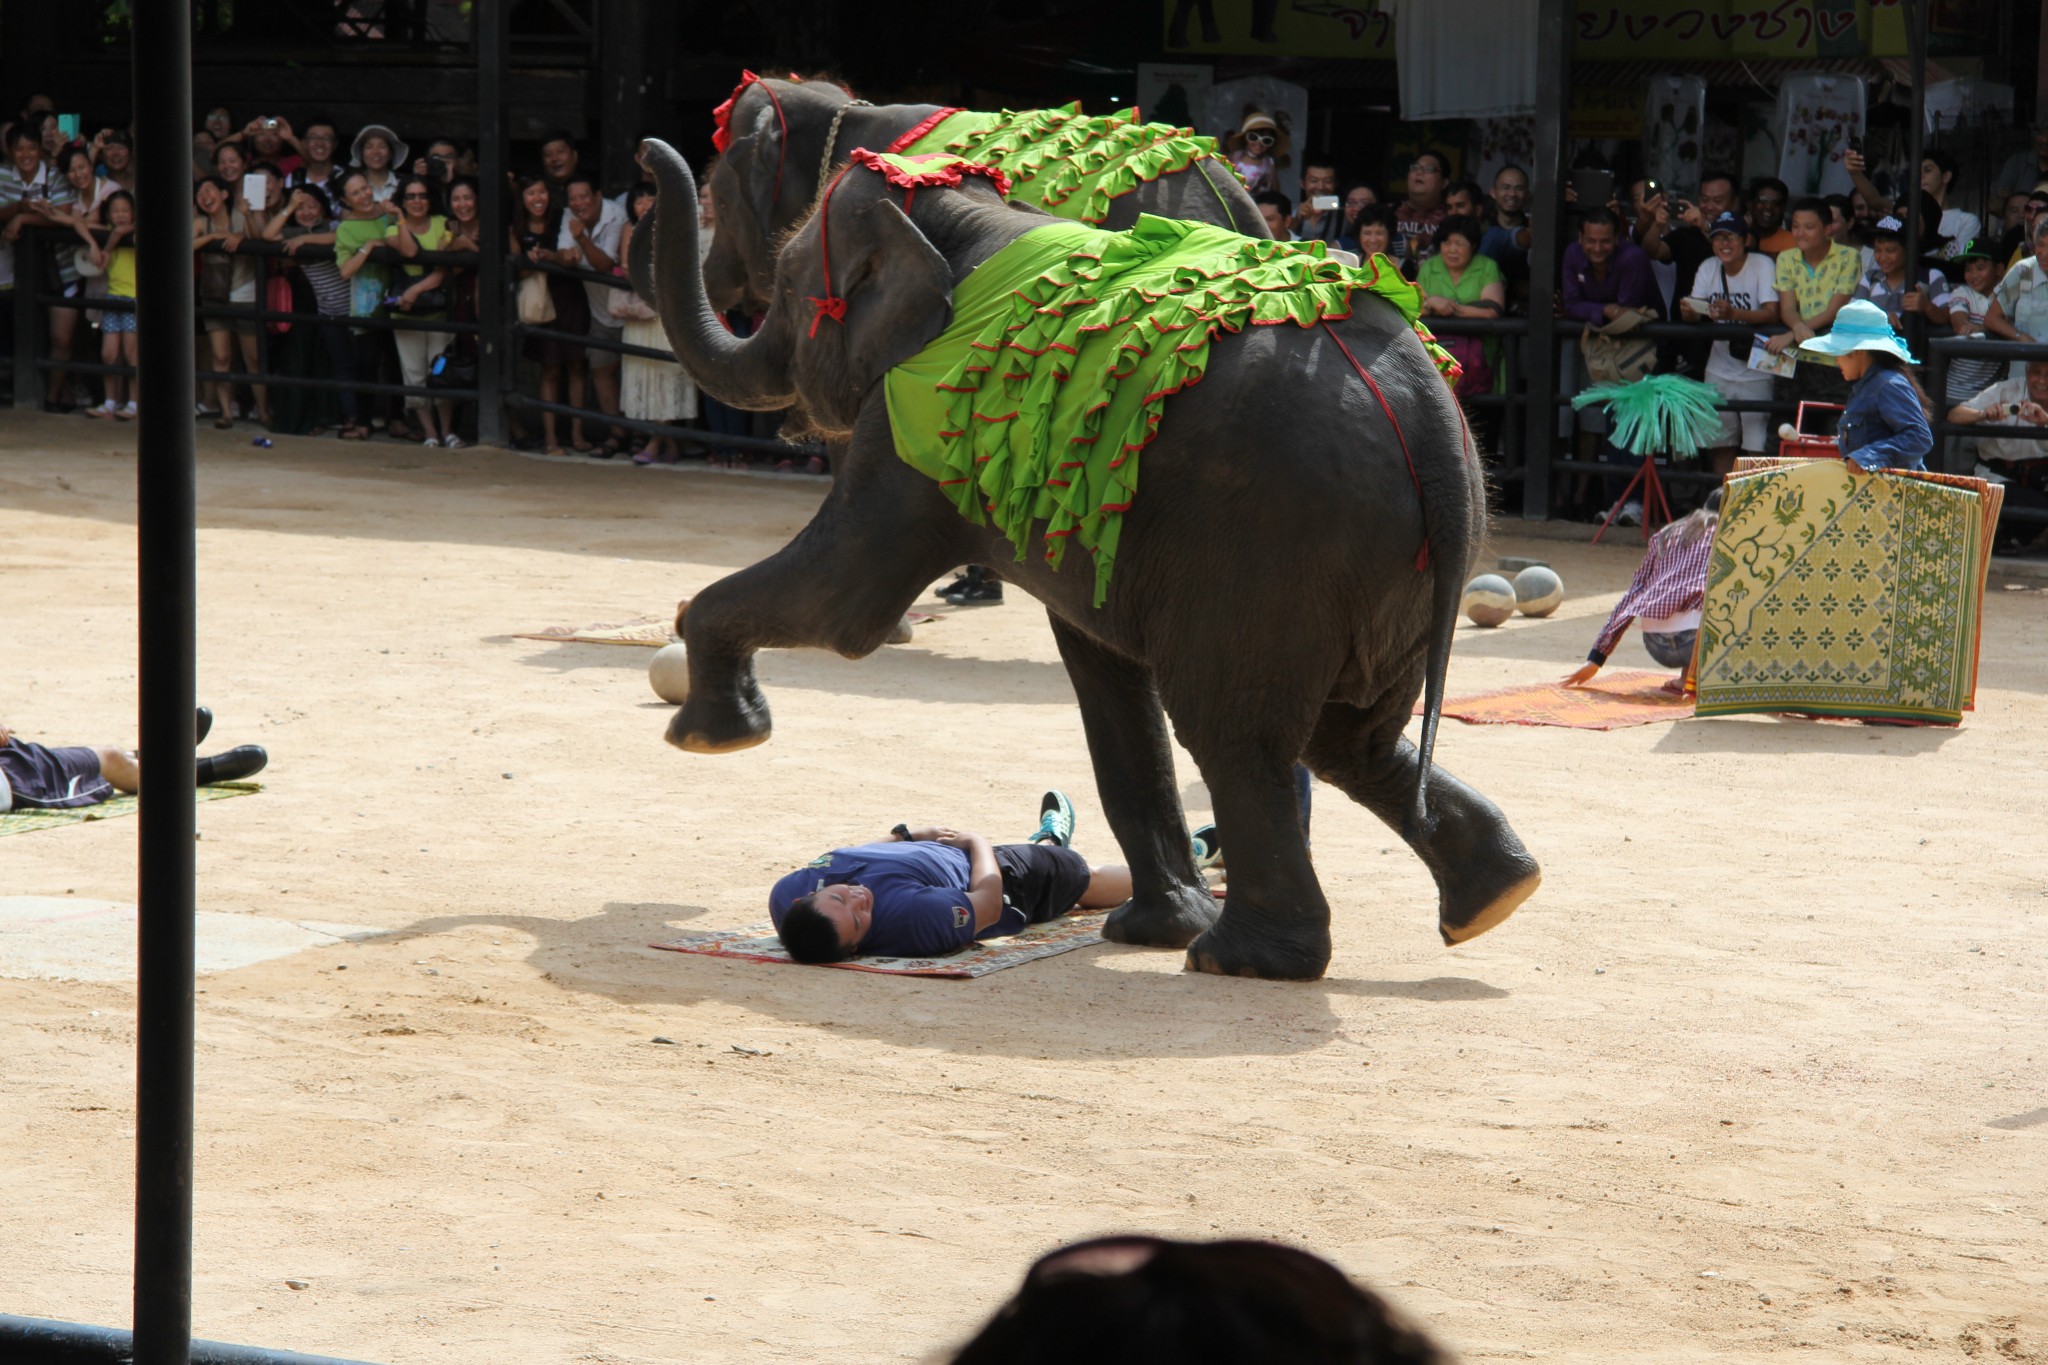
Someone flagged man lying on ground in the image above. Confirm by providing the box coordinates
[769,791,1130,963]
[0,707,268,812]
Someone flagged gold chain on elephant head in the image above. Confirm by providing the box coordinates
[813,100,873,209]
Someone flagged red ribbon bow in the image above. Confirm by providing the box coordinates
[806,294,848,337]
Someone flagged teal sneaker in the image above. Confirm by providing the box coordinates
[1030,789,1076,847]
[1190,823,1224,871]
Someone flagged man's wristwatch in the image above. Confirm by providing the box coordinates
[891,823,912,841]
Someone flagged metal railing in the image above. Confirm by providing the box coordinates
[6,224,813,462]
[6,229,2045,525]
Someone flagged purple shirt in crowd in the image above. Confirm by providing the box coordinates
[1561,238,1661,325]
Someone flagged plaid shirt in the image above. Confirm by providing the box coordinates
[1590,529,1715,664]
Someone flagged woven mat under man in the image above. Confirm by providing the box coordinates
[652,911,1109,979]
[1,782,261,838]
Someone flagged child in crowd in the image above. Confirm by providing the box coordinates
[86,189,137,420]
[1565,491,1721,692]
[1799,299,1935,472]
[1942,238,2006,406]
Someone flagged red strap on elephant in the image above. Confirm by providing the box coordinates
[806,162,856,337]
[710,71,791,211]
[1322,321,1431,572]
[803,152,1012,340]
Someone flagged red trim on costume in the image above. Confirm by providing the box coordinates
[885,108,963,154]
[844,148,1012,199]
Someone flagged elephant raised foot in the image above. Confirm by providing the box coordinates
[1102,885,1221,949]
[1440,865,1542,946]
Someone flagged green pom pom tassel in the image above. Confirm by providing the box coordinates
[1571,373,1724,459]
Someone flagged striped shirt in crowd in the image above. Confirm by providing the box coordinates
[283,221,350,317]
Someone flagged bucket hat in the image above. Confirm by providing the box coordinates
[350,123,409,170]
[1797,299,1917,365]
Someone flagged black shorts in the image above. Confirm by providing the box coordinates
[0,741,113,809]
[993,842,1092,925]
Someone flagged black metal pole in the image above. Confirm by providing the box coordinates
[475,0,508,447]
[1902,0,1927,364]
[1521,0,1568,519]
[130,0,198,1361]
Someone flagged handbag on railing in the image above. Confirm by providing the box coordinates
[426,340,477,390]
[1581,307,1659,386]
[266,274,296,336]
[516,270,555,325]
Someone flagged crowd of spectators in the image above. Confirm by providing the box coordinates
[5,92,2046,520]
[1259,141,2048,533]
[0,97,768,467]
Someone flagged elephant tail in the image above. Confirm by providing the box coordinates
[1406,397,1478,845]
[1324,319,1471,842]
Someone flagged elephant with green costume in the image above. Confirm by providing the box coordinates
[700,71,1267,316]
[631,140,1540,982]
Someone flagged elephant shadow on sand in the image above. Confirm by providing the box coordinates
[390,901,1511,1062]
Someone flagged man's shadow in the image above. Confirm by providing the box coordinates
[392,900,1509,1062]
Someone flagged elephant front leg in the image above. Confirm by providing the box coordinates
[1047,617,1219,949]
[1303,701,1541,945]
[668,472,961,754]
[1181,753,1334,980]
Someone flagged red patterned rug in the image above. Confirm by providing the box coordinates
[1417,670,1693,731]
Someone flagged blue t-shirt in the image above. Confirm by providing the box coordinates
[1839,366,1932,472]
[768,841,1021,958]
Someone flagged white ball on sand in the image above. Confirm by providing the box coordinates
[1513,565,1565,617]
[648,642,691,704]
[1461,574,1517,627]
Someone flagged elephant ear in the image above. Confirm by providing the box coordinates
[838,197,954,400]
[733,103,782,241]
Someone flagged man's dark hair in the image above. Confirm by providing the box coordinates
[1579,206,1621,235]
[1751,175,1790,202]
[779,894,854,964]
[1413,149,1450,178]
[948,1236,1448,1365]
[562,171,600,197]
[1253,189,1292,216]
[1789,195,1830,226]
[1446,177,1484,205]
[303,115,338,136]
[1925,147,1958,182]
[5,125,38,151]
[539,129,577,153]
[1301,154,1338,178]
[1824,192,1853,221]
[1699,168,1739,200]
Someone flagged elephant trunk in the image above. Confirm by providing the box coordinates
[632,139,794,412]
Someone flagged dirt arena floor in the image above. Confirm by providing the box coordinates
[2,412,2044,1363]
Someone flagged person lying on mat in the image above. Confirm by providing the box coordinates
[0,708,268,813]
[769,790,1131,964]
[1564,491,1720,692]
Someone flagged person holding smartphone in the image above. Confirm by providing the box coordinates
[1290,158,1343,246]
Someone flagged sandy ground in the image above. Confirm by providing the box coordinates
[1,411,2045,1364]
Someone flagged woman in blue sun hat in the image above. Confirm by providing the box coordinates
[1798,298,1935,471]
